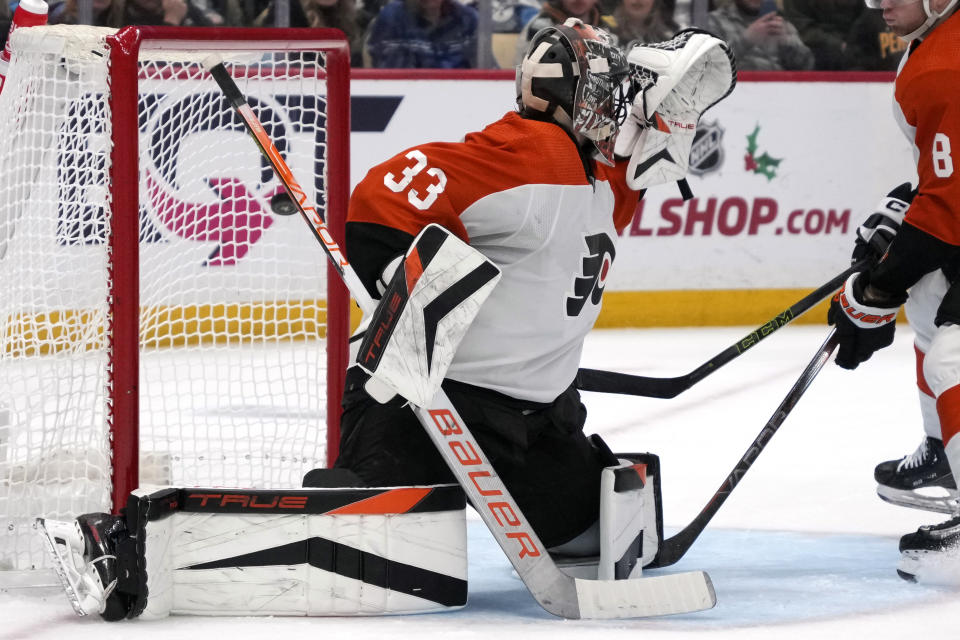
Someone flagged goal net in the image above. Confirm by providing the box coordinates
[0,25,351,577]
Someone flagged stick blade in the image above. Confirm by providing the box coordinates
[574,570,716,619]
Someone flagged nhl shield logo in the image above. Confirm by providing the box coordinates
[688,120,725,176]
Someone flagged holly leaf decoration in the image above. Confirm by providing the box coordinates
[755,152,782,180]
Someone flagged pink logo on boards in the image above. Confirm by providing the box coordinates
[138,91,324,267]
[145,171,283,267]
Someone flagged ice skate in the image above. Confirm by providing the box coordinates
[897,513,960,584]
[875,437,959,514]
[36,513,133,620]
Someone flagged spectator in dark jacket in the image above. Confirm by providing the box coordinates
[366,0,477,68]
[844,6,907,70]
[781,0,863,69]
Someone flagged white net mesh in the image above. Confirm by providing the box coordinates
[0,26,344,572]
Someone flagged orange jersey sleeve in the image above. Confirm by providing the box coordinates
[895,14,960,246]
[595,160,643,233]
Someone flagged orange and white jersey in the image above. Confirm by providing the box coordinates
[348,112,640,402]
[894,10,960,246]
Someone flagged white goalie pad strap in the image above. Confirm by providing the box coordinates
[36,518,104,617]
[130,485,468,619]
[356,223,501,407]
[835,273,899,329]
[615,30,735,190]
[598,454,663,580]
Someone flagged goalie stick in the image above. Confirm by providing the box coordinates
[204,57,716,619]
[575,259,867,399]
[649,328,840,568]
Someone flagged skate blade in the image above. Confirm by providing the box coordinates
[35,518,90,617]
[898,548,960,586]
[877,485,960,515]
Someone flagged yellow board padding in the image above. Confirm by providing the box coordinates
[344,287,908,331]
[4,290,908,357]
[594,288,907,328]
[3,300,331,357]
[140,300,329,349]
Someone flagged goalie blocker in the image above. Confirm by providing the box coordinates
[38,449,666,620]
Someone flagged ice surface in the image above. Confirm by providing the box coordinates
[3,325,959,638]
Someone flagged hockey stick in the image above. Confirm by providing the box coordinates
[575,261,865,399]
[648,328,839,568]
[205,57,715,619]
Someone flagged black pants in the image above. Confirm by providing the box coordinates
[334,371,611,549]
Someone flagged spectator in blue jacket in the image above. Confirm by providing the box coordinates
[366,0,478,68]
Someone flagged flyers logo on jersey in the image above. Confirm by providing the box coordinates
[566,232,616,316]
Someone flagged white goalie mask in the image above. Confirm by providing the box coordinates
[517,18,632,165]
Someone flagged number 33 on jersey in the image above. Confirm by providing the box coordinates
[383,149,448,210]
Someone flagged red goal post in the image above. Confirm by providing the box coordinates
[0,26,350,575]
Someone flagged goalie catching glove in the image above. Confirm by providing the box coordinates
[615,29,736,195]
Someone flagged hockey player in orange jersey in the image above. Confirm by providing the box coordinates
[827,0,960,582]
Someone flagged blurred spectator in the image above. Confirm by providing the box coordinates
[252,0,363,65]
[514,0,614,62]
[49,0,221,25]
[705,0,814,70]
[1,2,12,49]
[492,0,539,32]
[49,0,124,25]
[365,0,478,68]
[125,0,189,24]
[610,0,678,46]
[215,0,268,25]
[844,7,906,70]
[781,0,863,70]
[355,0,388,31]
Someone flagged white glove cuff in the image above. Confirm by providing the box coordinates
[836,273,900,329]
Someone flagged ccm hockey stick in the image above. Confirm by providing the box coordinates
[649,328,839,568]
[205,58,715,618]
[575,259,866,399]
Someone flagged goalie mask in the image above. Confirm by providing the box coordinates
[516,18,631,165]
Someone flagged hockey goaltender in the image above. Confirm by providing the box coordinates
[37,20,737,621]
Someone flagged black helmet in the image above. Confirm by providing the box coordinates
[516,19,631,164]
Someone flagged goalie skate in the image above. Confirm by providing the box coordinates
[36,514,132,620]
[875,437,960,515]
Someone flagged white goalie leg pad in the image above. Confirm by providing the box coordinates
[615,30,736,191]
[356,223,501,407]
[599,453,664,580]
[123,484,467,619]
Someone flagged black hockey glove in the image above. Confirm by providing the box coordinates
[827,271,907,370]
[851,182,915,264]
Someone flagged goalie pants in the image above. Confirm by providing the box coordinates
[334,369,613,549]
